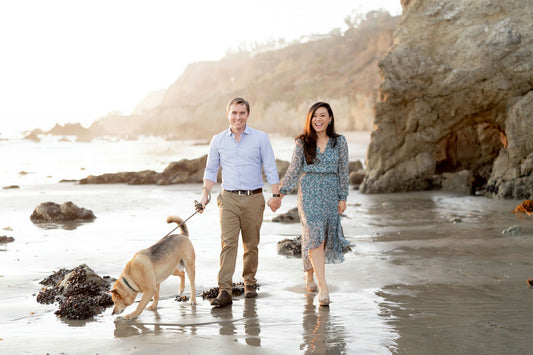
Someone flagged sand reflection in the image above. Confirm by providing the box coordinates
[210,305,236,336]
[301,293,346,354]
[243,299,261,346]
[210,299,261,345]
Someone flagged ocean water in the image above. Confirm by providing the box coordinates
[0,132,370,186]
[1,132,533,354]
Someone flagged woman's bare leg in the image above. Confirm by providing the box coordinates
[305,269,317,292]
[309,242,329,305]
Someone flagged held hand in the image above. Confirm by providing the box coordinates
[338,200,346,214]
[267,197,281,212]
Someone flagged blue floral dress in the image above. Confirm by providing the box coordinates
[280,135,351,271]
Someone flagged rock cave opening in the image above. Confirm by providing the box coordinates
[435,123,505,193]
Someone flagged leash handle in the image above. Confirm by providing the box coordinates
[163,191,211,238]
[195,189,211,212]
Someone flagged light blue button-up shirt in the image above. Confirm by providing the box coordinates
[203,125,280,190]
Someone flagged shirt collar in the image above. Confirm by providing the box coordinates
[226,125,250,136]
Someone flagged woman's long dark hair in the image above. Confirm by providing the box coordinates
[297,102,340,164]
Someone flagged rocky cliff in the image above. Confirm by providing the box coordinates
[86,11,399,139]
[360,0,533,199]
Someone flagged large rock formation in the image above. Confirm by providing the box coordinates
[360,0,533,199]
[81,11,399,140]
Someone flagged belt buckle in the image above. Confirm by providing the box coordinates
[238,190,247,196]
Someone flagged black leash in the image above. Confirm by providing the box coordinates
[163,192,210,238]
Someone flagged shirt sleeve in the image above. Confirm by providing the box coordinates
[261,132,280,185]
[280,139,304,195]
[203,135,221,183]
[337,135,349,201]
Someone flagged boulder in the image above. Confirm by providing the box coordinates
[272,207,300,223]
[360,0,533,199]
[78,155,364,187]
[23,129,42,142]
[30,201,96,223]
[441,170,475,195]
[79,156,213,185]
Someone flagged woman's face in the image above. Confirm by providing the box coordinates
[311,106,331,134]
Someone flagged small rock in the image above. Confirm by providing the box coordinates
[175,295,189,302]
[277,236,302,257]
[2,185,19,189]
[0,236,15,243]
[272,207,300,223]
[502,225,521,236]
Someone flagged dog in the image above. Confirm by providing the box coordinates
[110,216,196,319]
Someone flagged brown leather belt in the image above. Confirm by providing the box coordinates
[225,188,263,196]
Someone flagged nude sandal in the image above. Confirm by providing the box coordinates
[318,297,330,307]
[306,280,318,292]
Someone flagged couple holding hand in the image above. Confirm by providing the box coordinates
[198,98,350,308]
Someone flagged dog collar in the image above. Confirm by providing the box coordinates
[122,276,138,292]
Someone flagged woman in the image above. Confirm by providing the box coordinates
[270,102,350,306]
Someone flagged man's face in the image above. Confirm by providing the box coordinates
[227,103,249,133]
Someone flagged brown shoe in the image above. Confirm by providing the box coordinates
[210,290,232,307]
[245,285,257,298]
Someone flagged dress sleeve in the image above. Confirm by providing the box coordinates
[280,139,304,195]
[337,135,349,201]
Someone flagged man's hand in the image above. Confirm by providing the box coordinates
[267,197,281,212]
[194,200,205,213]
[197,185,212,214]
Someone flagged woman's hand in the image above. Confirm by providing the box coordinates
[267,197,282,212]
[337,200,346,214]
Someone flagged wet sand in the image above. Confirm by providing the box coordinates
[2,181,533,354]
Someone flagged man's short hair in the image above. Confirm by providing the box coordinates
[226,97,250,114]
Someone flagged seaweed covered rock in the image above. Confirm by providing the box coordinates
[272,207,300,223]
[35,264,114,320]
[201,282,258,299]
[30,201,96,223]
[277,236,302,257]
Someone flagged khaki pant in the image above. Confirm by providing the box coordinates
[217,190,265,292]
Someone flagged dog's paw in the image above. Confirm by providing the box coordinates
[147,305,157,311]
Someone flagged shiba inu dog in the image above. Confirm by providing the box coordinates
[110,216,196,319]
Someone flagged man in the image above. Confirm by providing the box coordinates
[199,97,282,307]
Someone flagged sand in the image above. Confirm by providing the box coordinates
[2,182,533,354]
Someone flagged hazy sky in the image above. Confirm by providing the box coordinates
[0,0,402,135]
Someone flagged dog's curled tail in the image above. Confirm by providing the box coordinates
[166,216,189,237]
